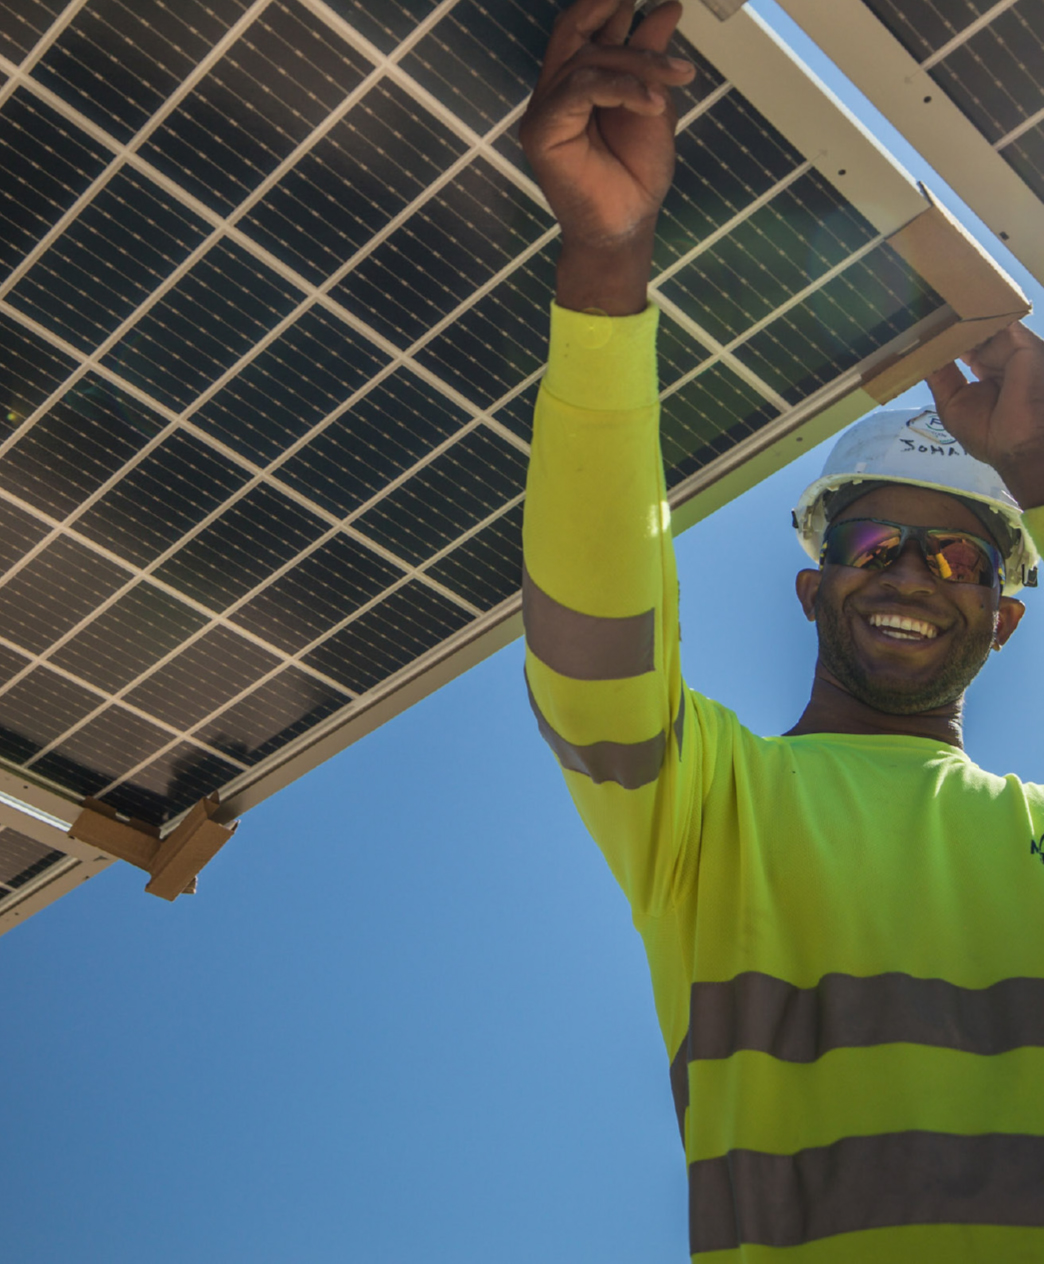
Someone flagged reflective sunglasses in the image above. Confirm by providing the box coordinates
[820,517,1005,589]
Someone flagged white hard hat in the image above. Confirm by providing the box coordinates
[793,407,1038,596]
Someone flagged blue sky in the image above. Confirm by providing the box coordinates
[3,5,1044,1262]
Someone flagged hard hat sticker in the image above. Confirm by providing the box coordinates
[905,412,958,447]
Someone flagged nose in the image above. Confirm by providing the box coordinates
[879,539,937,594]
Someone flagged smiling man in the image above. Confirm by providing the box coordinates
[520,1,1044,1260]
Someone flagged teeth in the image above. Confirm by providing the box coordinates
[868,613,938,640]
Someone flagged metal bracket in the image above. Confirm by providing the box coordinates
[698,0,748,20]
[68,796,237,902]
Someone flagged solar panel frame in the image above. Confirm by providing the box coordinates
[776,0,1044,287]
[0,0,1028,934]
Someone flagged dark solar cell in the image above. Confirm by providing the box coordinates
[862,0,1001,61]
[402,0,562,134]
[491,378,540,443]
[332,158,553,347]
[320,0,438,54]
[232,533,402,654]
[0,89,111,278]
[0,535,130,654]
[353,426,527,566]
[659,171,877,345]
[154,484,327,611]
[242,78,469,285]
[0,643,32,688]
[0,666,100,765]
[33,706,174,799]
[8,168,211,351]
[123,624,281,731]
[33,0,252,142]
[77,430,250,566]
[0,499,50,574]
[0,375,165,518]
[1005,121,1044,200]
[929,3,1044,144]
[0,311,77,439]
[656,312,706,388]
[196,666,349,765]
[735,242,942,405]
[0,827,64,890]
[140,1,371,214]
[102,239,302,411]
[654,92,805,271]
[193,306,388,466]
[50,581,209,693]
[277,369,470,518]
[414,243,556,406]
[426,501,524,610]
[103,741,242,825]
[660,364,781,487]
[0,0,67,63]
[303,580,472,694]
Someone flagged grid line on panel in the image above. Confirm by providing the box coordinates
[6,0,89,75]
[658,228,889,401]
[0,478,360,701]
[920,0,1021,70]
[0,0,274,303]
[995,103,1044,151]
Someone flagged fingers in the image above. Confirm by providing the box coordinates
[541,0,631,83]
[629,0,685,52]
[594,0,635,45]
[925,361,968,414]
[964,321,1044,379]
[523,63,669,156]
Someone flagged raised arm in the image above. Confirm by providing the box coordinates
[520,1,719,915]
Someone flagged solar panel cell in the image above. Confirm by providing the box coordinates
[241,78,468,284]
[862,0,1004,61]
[303,579,472,694]
[0,0,67,63]
[0,665,101,765]
[277,369,470,518]
[352,426,527,567]
[1004,122,1044,200]
[76,429,251,566]
[102,741,242,824]
[0,499,51,573]
[425,500,524,611]
[0,374,166,517]
[231,533,402,655]
[319,0,439,57]
[660,364,781,485]
[7,168,212,351]
[0,535,129,654]
[33,0,253,142]
[140,2,371,215]
[33,705,175,799]
[102,239,302,411]
[0,309,77,433]
[195,666,349,766]
[0,89,110,276]
[400,0,561,134]
[490,378,538,444]
[50,582,209,694]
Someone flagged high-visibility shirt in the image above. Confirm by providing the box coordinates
[522,300,1044,1262]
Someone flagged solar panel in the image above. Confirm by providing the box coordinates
[776,0,1044,286]
[0,0,1027,932]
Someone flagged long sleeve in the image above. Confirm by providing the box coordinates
[522,302,709,917]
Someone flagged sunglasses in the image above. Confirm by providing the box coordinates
[820,517,1005,589]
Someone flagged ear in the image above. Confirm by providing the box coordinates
[795,568,820,623]
[994,595,1026,649]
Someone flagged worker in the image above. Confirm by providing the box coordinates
[519,0,1044,1258]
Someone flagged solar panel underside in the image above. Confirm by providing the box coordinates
[862,0,1044,203]
[0,0,950,840]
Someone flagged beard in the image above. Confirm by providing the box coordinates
[814,589,997,715]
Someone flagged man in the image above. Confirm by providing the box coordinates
[519,0,1044,1258]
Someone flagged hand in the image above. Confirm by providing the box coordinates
[927,321,1044,508]
[520,0,694,313]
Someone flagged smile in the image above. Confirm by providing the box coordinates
[867,612,940,641]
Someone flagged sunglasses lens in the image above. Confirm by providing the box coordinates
[928,534,999,586]
[823,520,902,570]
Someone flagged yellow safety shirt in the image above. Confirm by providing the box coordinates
[522,301,1044,1262]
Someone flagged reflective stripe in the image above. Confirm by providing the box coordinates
[673,690,685,757]
[522,566,655,680]
[526,677,665,790]
[689,1131,1044,1252]
[670,972,1044,1134]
